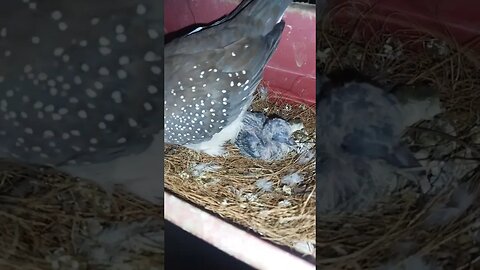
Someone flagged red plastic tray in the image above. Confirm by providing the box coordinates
[330,0,480,50]
[164,0,316,106]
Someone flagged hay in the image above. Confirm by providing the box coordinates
[165,92,316,256]
[317,1,480,269]
[0,161,163,270]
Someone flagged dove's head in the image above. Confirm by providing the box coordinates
[263,118,297,146]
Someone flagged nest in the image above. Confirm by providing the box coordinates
[0,162,163,270]
[164,92,316,256]
[317,1,480,269]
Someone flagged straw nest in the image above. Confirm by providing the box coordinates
[317,1,480,269]
[0,161,163,270]
[165,92,316,256]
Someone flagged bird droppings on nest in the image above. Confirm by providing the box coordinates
[240,192,259,203]
[278,200,292,208]
[235,111,306,161]
[281,185,294,196]
[317,2,480,268]
[164,94,316,257]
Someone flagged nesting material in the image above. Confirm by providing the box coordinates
[0,161,163,270]
[165,93,316,257]
[317,1,480,269]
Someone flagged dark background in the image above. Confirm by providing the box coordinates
[165,220,255,269]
